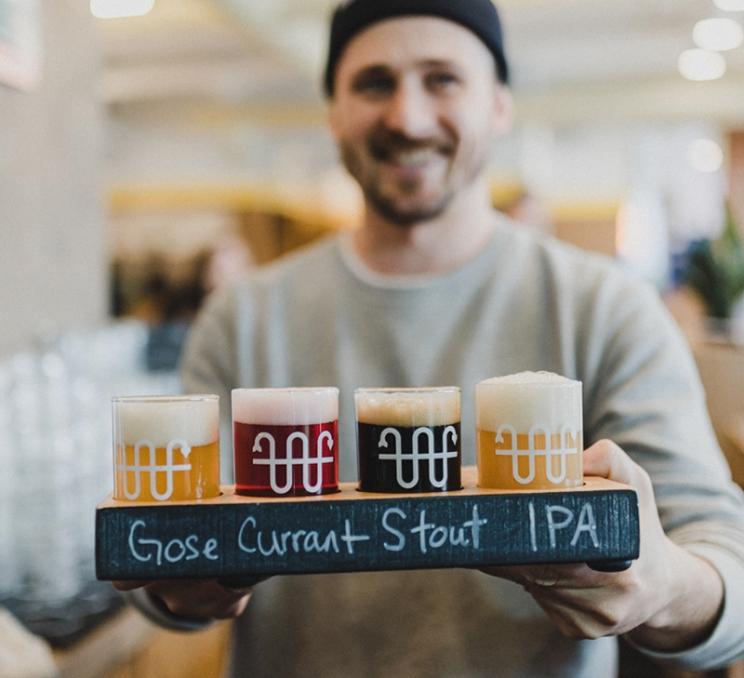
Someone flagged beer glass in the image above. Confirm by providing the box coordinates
[476,372,583,490]
[112,395,220,502]
[355,387,461,493]
[232,388,339,496]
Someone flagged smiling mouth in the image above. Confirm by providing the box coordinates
[368,127,455,169]
[388,149,441,168]
[373,147,449,170]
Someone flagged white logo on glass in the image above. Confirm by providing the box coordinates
[252,432,334,494]
[377,426,458,490]
[118,439,192,501]
[494,424,579,485]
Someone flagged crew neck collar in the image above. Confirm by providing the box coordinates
[337,225,506,291]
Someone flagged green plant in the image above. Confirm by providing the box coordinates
[684,205,744,319]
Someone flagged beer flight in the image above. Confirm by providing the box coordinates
[112,371,583,503]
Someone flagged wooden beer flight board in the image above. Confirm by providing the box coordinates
[95,467,640,581]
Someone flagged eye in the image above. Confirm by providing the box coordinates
[352,71,396,97]
[425,70,460,92]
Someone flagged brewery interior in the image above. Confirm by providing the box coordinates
[1,0,744,676]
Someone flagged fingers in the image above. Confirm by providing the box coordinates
[482,562,614,589]
[217,575,270,592]
[113,576,262,620]
[146,579,252,620]
[533,597,612,640]
[533,585,650,638]
[112,580,149,591]
[212,595,251,619]
[482,564,564,587]
[484,561,647,639]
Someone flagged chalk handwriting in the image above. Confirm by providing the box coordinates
[238,516,370,556]
[120,499,610,573]
[381,504,487,554]
[528,501,600,551]
[128,519,219,566]
[236,505,486,559]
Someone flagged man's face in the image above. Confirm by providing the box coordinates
[329,17,512,226]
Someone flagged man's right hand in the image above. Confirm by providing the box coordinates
[113,579,252,620]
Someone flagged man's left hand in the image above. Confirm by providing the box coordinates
[483,440,724,650]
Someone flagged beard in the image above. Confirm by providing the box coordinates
[339,128,459,227]
[360,173,454,227]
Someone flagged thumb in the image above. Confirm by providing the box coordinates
[583,439,644,488]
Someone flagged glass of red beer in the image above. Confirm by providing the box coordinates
[232,387,339,496]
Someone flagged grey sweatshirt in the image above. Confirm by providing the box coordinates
[132,221,744,676]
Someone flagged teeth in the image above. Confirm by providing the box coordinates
[392,149,437,167]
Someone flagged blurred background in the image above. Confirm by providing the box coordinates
[1,1,743,676]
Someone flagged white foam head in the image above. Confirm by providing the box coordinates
[355,387,461,427]
[476,372,582,432]
[232,388,339,426]
[113,395,219,447]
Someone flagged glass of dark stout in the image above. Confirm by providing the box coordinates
[354,387,462,493]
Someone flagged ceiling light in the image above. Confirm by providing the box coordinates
[688,139,724,173]
[678,49,727,81]
[90,0,155,19]
[693,17,744,51]
[714,0,744,11]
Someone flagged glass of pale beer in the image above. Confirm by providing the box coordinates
[232,388,339,497]
[112,395,220,502]
[355,387,461,493]
[476,373,583,490]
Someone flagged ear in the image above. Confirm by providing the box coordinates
[491,85,514,137]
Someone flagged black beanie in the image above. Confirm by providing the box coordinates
[323,0,509,97]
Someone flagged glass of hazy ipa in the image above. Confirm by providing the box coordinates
[112,395,220,502]
[355,387,461,493]
[232,388,339,497]
[476,372,583,490]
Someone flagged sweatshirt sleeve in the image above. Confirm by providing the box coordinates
[584,276,744,670]
[123,589,213,632]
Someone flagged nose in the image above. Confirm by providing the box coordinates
[382,78,438,139]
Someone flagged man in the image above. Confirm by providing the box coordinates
[118,1,744,675]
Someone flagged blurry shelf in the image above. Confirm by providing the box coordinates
[108,184,354,231]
